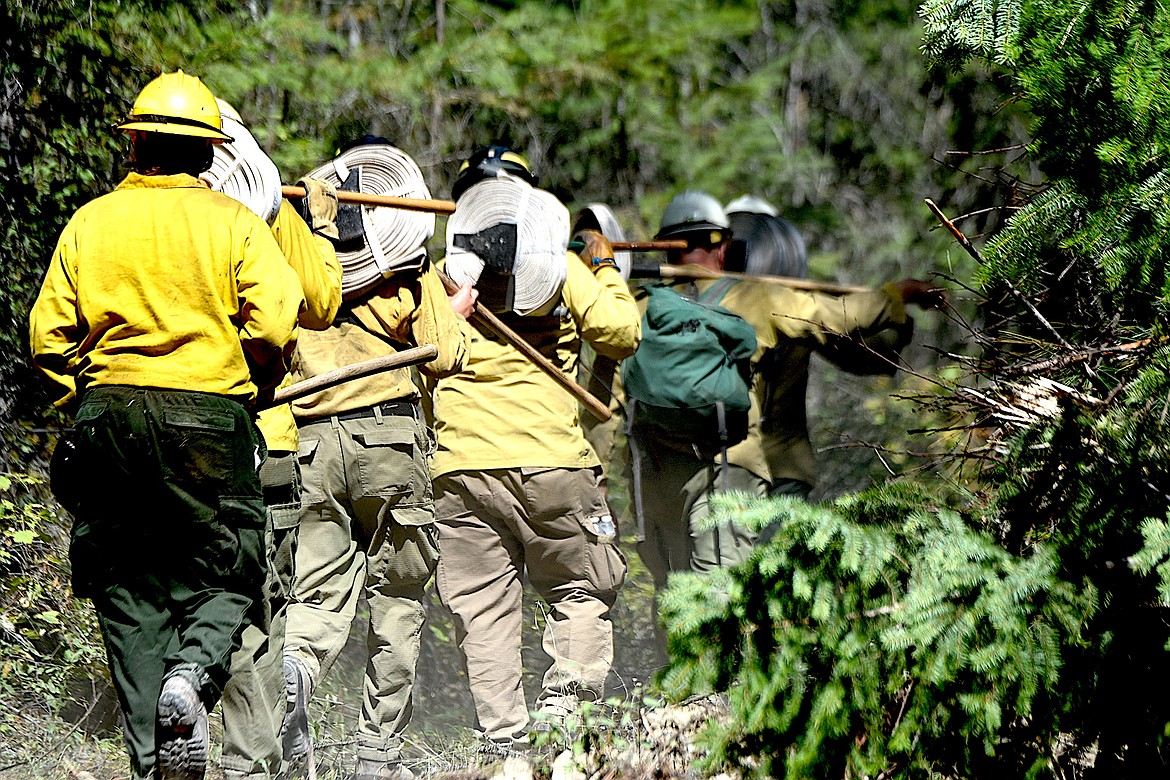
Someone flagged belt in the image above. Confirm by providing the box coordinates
[298,400,419,426]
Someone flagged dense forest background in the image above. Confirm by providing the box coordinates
[9,0,1169,778]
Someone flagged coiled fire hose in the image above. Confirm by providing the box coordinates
[305,144,435,300]
[444,175,569,316]
[206,99,284,225]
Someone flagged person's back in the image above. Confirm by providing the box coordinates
[29,70,302,780]
[716,276,913,493]
[42,176,292,398]
[431,146,640,753]
[432,256,640,475]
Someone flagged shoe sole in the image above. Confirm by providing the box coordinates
[279,659,316,780]
[157,687,208,780]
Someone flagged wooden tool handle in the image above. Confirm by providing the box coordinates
[569,238,689,252]
[630,263,872,295]
[262,345,439,410]
[611,239,688,251]
[282,185,457,216]
[438,270,613,422]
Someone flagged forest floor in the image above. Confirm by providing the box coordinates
[0,690,729,780]
[0,579,724,780]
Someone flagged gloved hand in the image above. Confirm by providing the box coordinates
[891,278,948,310]
[573,229,619,273]
[293,178,339,242]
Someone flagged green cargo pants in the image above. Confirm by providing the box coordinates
[634,446,768,586]
[284,406,439,765]
[221,451,302,779]
[60,386,267,780]
[633,445,768,665]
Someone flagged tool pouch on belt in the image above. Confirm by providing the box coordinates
[258,452,301,627]
[49,432,81,514]
[259,452,301,528]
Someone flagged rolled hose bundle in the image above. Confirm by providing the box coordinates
[304,144,435,300]
[205,100,283,225]
[573,203,632,280]
[445,175,569,316]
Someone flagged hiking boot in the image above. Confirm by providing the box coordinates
[156,674,208,780]
[352,759,415,780]
[279,655,314,769]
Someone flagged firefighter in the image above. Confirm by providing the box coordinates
[632,191,944,651]
[430,146,640,753]
[29,71,303,780]
[216,99,344,780]
[277,210,475,779]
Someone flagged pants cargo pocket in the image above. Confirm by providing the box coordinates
[213,499,268,594]
[159,407,239,493]
[351,422,420,500]
[578,513,627,596]
[296,436,326,509]
[263,452,302,605]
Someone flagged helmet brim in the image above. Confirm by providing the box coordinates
[117,119,232,143]
[655,221,728,241]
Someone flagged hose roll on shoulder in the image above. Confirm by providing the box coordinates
[445,175,569,316]
[573,203,632,280]
[304,143,435,300]
[206,99,283,225]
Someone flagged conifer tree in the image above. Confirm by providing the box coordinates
[660,1,1170,776]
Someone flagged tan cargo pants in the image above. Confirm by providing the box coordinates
[434,467,627,747]
[284,408,439,764]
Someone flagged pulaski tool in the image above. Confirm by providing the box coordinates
[453,222,520,313]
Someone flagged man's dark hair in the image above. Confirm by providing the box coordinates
[127,132,214,176]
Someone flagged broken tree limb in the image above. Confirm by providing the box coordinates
[281,185,457,215]
[926,197,1075,347]
[925,198,983,262]
[437,270,613,422]
[262,345,439,410]
[629,263,872,295]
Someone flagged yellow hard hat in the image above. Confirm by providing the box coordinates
[117,70,233,142]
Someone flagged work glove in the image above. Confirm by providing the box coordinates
[891,278,948,310]
[293,177,339,242]
[574,229,618,273]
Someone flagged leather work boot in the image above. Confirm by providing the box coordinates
[279,655,314,775]
[156,674,209,780]
[352,759,415,780]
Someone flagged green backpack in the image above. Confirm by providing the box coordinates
[622,279,757,536]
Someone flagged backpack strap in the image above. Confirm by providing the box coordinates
[703,289,737,496]
[716,400,731,493]
[697,276,739,306]
[626,397,648,542]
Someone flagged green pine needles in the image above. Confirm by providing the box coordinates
[658,0,1170,776]
[658,487,1093,778]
